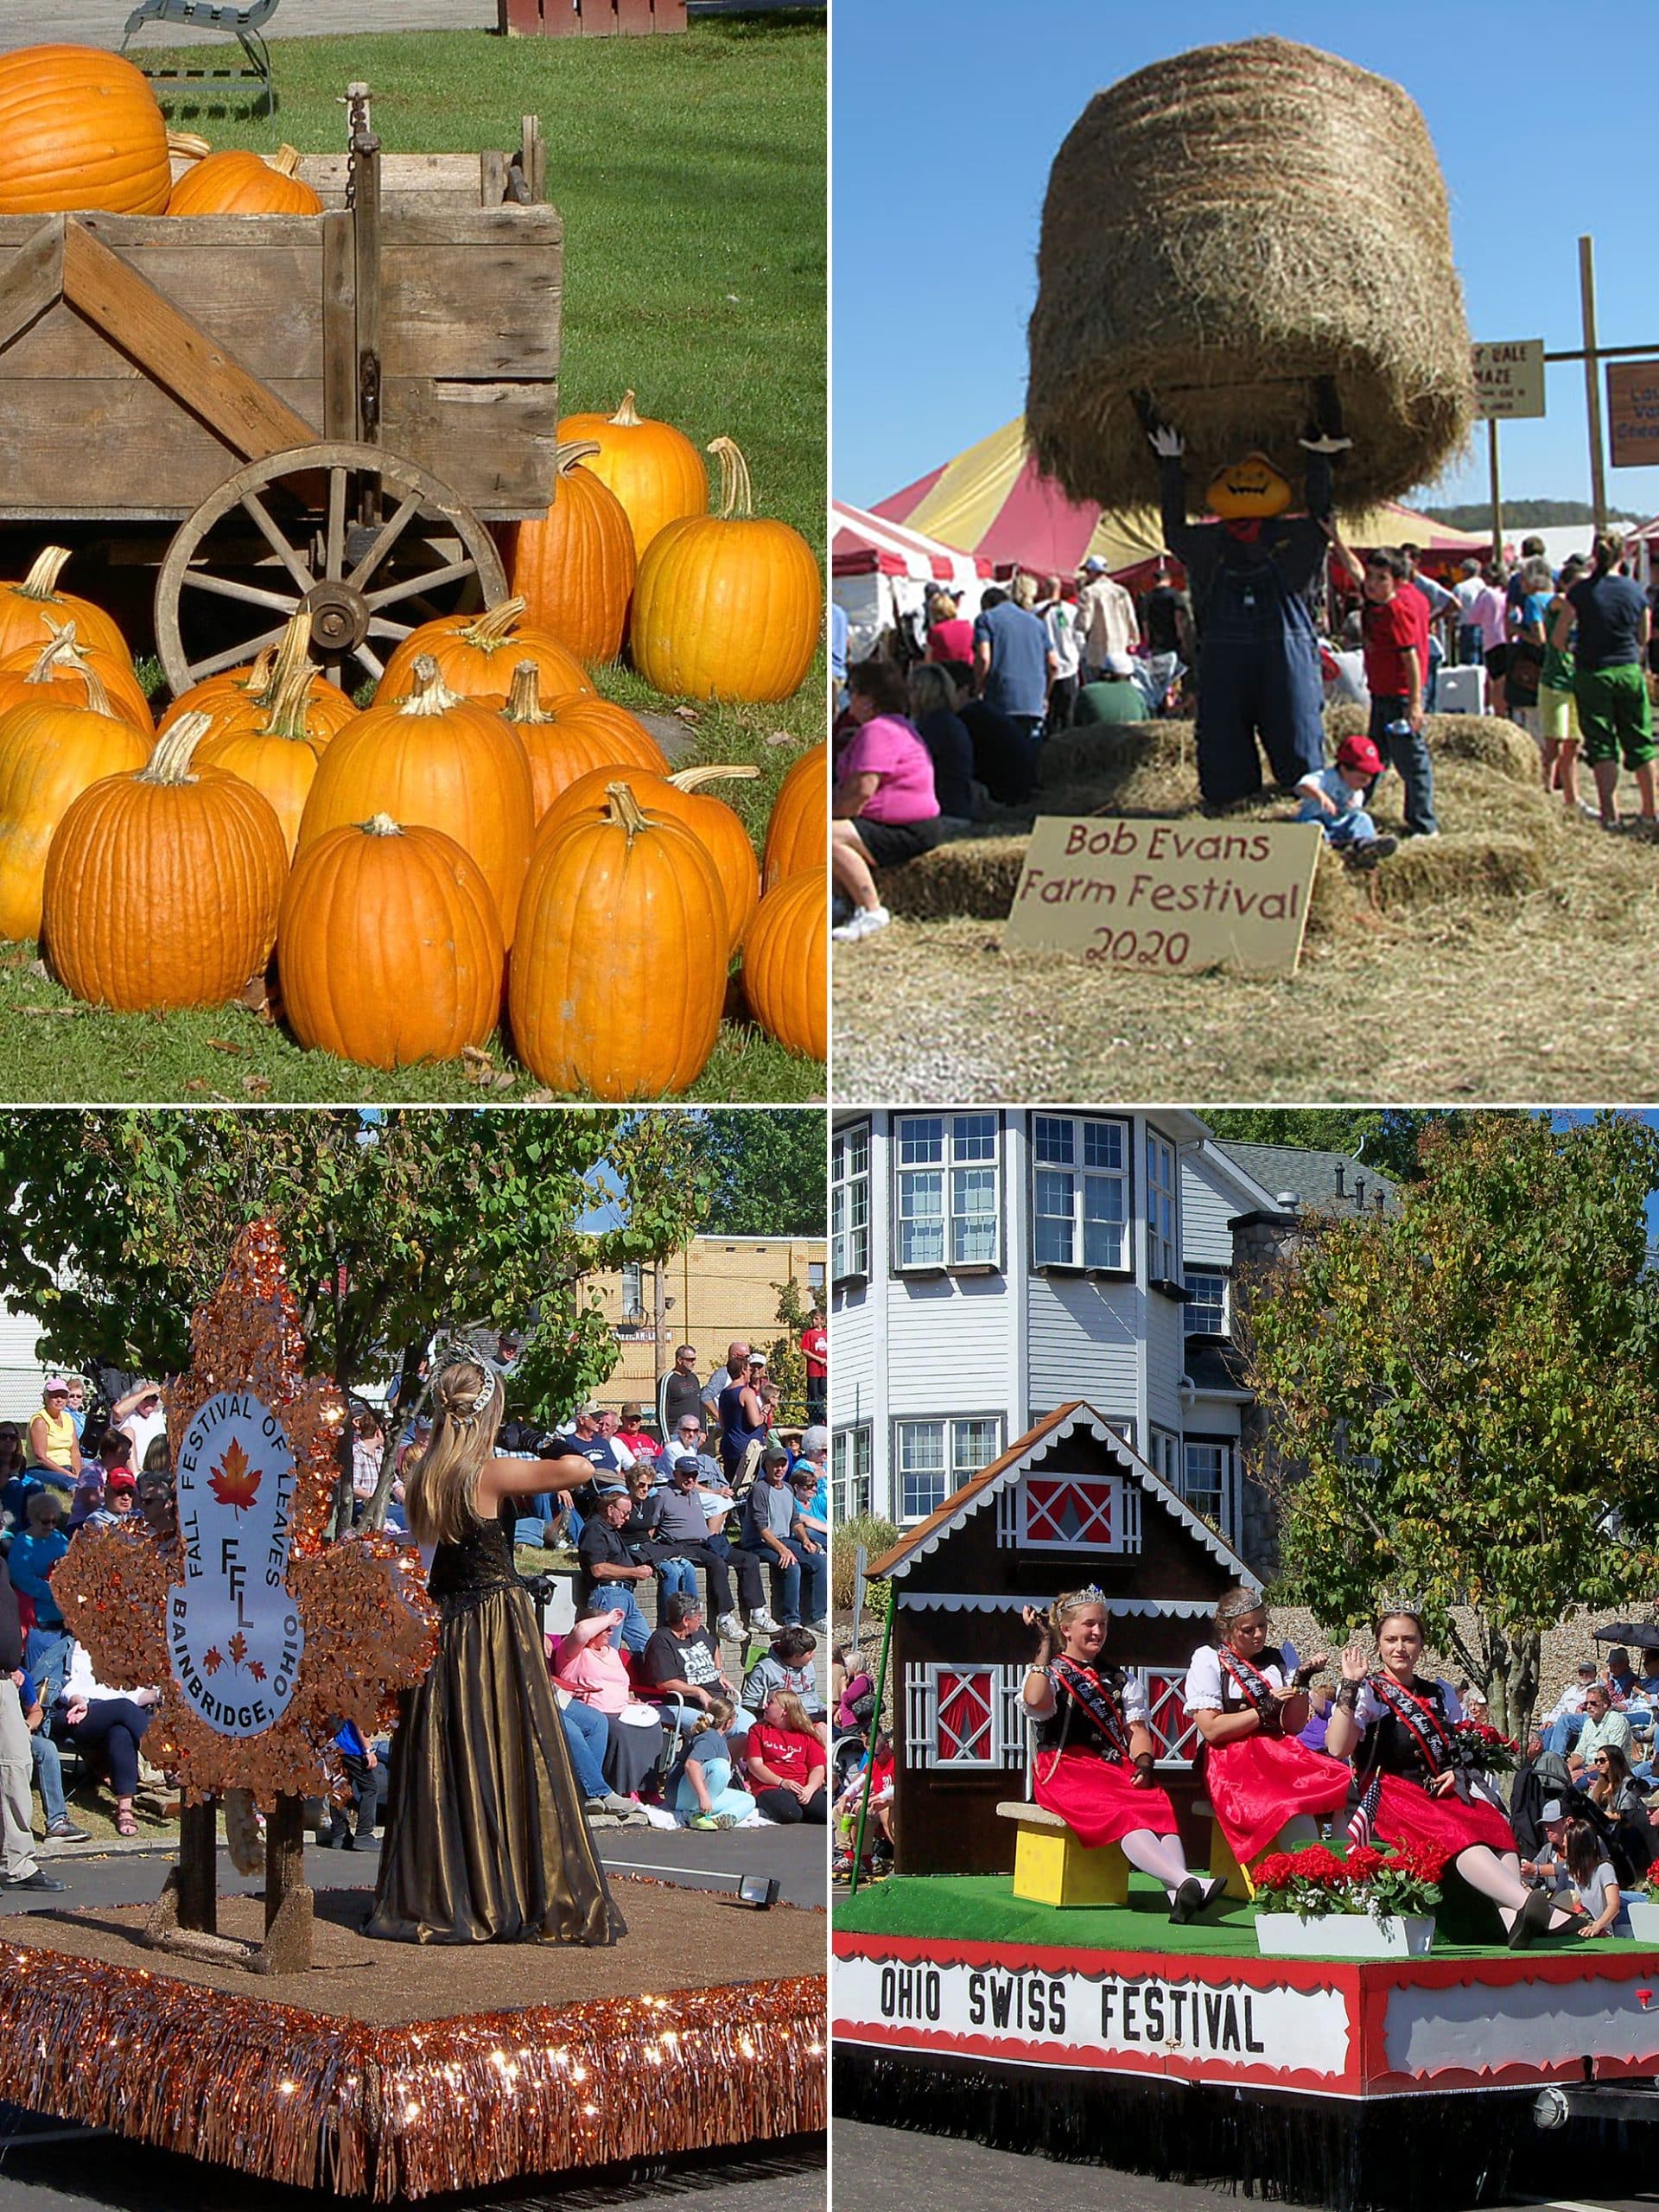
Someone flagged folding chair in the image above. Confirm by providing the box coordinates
[120,0,280,114]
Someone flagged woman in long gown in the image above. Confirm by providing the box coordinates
[1324,1608,1574,1950]
[1184,1584,1351,1870]
[369,1355,626,1947]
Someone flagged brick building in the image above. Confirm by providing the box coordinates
[590,1233,826,1422]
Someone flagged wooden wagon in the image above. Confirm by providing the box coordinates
[0,87,559,697]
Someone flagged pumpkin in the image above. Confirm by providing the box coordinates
[0,663,149,944]
[194,619,334,856]
[0,47,171,216]
[555,391,707,562]
[741,868,826,1062]
[762,741,827,892]
[509,780,728,1099]
[298,655,534,946]
[498,661,668,822]
[277,814,504,1070]
[160,611,358,747]
[0,547,130,665]
[167,143,322,217]
[505,441,637,666]
[374,595,593,706]
[538,761,760,957]
[630,437,821,702]
[0,620,153,734]
[42,711,287,1011]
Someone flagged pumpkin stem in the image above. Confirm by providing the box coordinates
[243,643,278,698]
[465,596,528,646]
[609,391,643,429]
[605,780,650,842]
[556,439,603,476]
[260,613,317,741]
[671,765,760,791]
[167,131,212,162]
[503,660,553,724]
[140,711,214,785]
[363,812,404,838]
[15,548,72,603]
[706,436,754,522]
[23,624,80,684]
[273,145,303,177]
[397,653,467,716]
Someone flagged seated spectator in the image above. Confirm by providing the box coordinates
[1563,1815,1630,1937]
[92,1470,137,1530]
[28,1379,80,1487]
[832,1730,894,1876]
[745,1690,828,1825]
[639,1454,766,1641]
[134,1463,176,1546]
[937,658,1037,808]
[54,1640,159,1835]
[741,1447,820,1630]
[742,1628,823,1731]
[17,1662,86,1844]
[67,1469,105,1533]
[549,1683,639,1823]
[639,1592,742,1733]
[834,1645,875,1736]
[551,1603,664,1802]
[1568,1682,1632,1788]
[671,1696,754,1829]
[11,1491,72,1706]
[351,1411,385,1523]
[1521,1797,1575,1893]
[1072,654,1151,728]
[832,658,942,946]
[575,1484,654,1654]
[906,661,977,828]
[1605,1646,1637,1706]
[615,1404,657,1464]
[1541,1662,1599,1758]
[1588,1740,1656,1876]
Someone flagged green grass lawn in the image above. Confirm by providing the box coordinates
[2,16,825,1104]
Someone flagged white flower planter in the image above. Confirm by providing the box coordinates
[1624,1899,1659,1943]
[1255,1911,1435,1959]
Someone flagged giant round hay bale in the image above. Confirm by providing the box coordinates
[1027,38,1473,512]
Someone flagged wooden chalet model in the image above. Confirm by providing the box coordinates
[869,1400,1255,1877]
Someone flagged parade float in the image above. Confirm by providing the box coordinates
[832,1403,1659,2209]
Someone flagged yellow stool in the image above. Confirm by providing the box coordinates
[1198,1799,1291,1902]
[997,1801,1129,1909]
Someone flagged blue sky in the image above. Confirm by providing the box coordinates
[833,2,1659,518]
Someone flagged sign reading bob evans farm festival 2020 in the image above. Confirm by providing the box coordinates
[1003,817,1323,976]
[168,1390,304,1738]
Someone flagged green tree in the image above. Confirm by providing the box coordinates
[0,1109,712,1529]
[1240,1112,1659,1740]
[763,1275,810,1427]
[1204,1109,1448,1185]
[700,1109,825,1236]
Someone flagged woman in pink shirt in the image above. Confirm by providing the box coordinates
[551,1604,664,1798]
[831,658,941,946]
[925,589,976,666]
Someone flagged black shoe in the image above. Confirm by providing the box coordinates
[1509,1885,1554,1950]
[43,1821,88,1843]
[1,1869,65,1891]
[1169,1876,1205,1925]
[339,1832,356,1852]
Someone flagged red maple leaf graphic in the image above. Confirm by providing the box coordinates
[227,1630,248,1668]
[208,1438,260,1514]
[203,1647,224,1674]
[247,1660,267,1682]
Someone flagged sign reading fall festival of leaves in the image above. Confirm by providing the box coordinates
[169,1392,304,1737]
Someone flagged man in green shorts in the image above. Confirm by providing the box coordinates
[1554,532,1655,830]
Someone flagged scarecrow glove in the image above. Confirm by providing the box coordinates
[1300,435,1353,454]
[1147,425,1184,458]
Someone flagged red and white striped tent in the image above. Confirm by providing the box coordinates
[832,498,991,660]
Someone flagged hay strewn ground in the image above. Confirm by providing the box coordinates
[833,713,1659,1103]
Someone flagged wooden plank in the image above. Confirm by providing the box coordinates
[321,210,354,440]
[61,219,316,462]
[381,203,563,248]
[616,0,652,28]
[480,149,507,207]
[653,0,688,24]
[521,114,546,203]
[353,128,382,442]
[0,216,62,359]
[380,245,561,380]
[296,153,491,201]
[0,377,323,511]
[381,376,559,508]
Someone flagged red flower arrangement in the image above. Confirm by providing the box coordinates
[1447,1720,1519,1779]
[1252,1840,1446,1921]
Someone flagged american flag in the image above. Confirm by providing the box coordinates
[1346,1777,1381,1847]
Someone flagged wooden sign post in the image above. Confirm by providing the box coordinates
[1003,817,1322,976]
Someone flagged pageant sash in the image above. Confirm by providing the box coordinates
[1046,1657,1132,1762]
[1364,1669,1456,1783]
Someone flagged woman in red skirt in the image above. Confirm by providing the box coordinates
[1020,1586,1227,1923]
[1185,1586,1351,1867]
[1324,1609,1576,1948]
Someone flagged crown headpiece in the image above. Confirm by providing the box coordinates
[1217,1586,1266,1624]
[1055,1585,1109,1617]
[431,1336,500,1427]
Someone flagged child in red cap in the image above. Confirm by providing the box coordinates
[1294,733,1398,868]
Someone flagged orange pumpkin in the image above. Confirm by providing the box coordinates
[160,612,358,747]
[168,144,322,216]
[278,814,505,1070]
[0,663,149,944]
[0,547,130,666]
[631,437,821,702]
[194,623,334,856]
[555,391,707,563]
[741,868,826,1062]
[374,595,594,707]
[538,761,760,957]
[509,781,727,1099]
[498,661,668,822]
[0,47,170,216]
[43,712,287,1011]
[505,441,637,666]
[298,655,534,946]
[762,741,827,891]
[0,621,153,734]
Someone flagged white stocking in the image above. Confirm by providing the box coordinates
[1454,1844,1530,1929]
[1122,1826,1191,1897]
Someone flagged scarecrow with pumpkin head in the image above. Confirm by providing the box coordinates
[1147,419,1350,809]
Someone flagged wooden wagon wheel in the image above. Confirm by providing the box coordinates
[155,442,510,701]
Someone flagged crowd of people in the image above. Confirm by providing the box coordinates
[830,520,1659,938]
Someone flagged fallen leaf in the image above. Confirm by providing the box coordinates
[461,1045,495,1086]
[672,704,701,724]
[523,1088,556,1105]
[239,976,271,1017]
[206,1038,244,1056]
[493,1071,515,1090]
[26,959,48,981]
[241,1075,272,1096]
[17,1005,81,1018]
[766,729,796,748]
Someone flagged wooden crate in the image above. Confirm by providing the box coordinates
[0,154,562,524]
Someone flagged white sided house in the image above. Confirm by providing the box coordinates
[830,1111,1398,1574]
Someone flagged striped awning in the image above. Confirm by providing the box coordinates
[830,499,992,586]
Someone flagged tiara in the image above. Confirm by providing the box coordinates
[1055,1585,1109,1616]
[1376,1594,1424,1622]
[1217,1586,1266,1623]
[431,1338,499,1427]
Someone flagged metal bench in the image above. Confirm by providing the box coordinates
[120,0,280,113]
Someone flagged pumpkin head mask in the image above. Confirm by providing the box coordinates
[1205,452,1294,520]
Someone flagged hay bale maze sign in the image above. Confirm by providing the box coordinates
[1003,817,1322,976]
